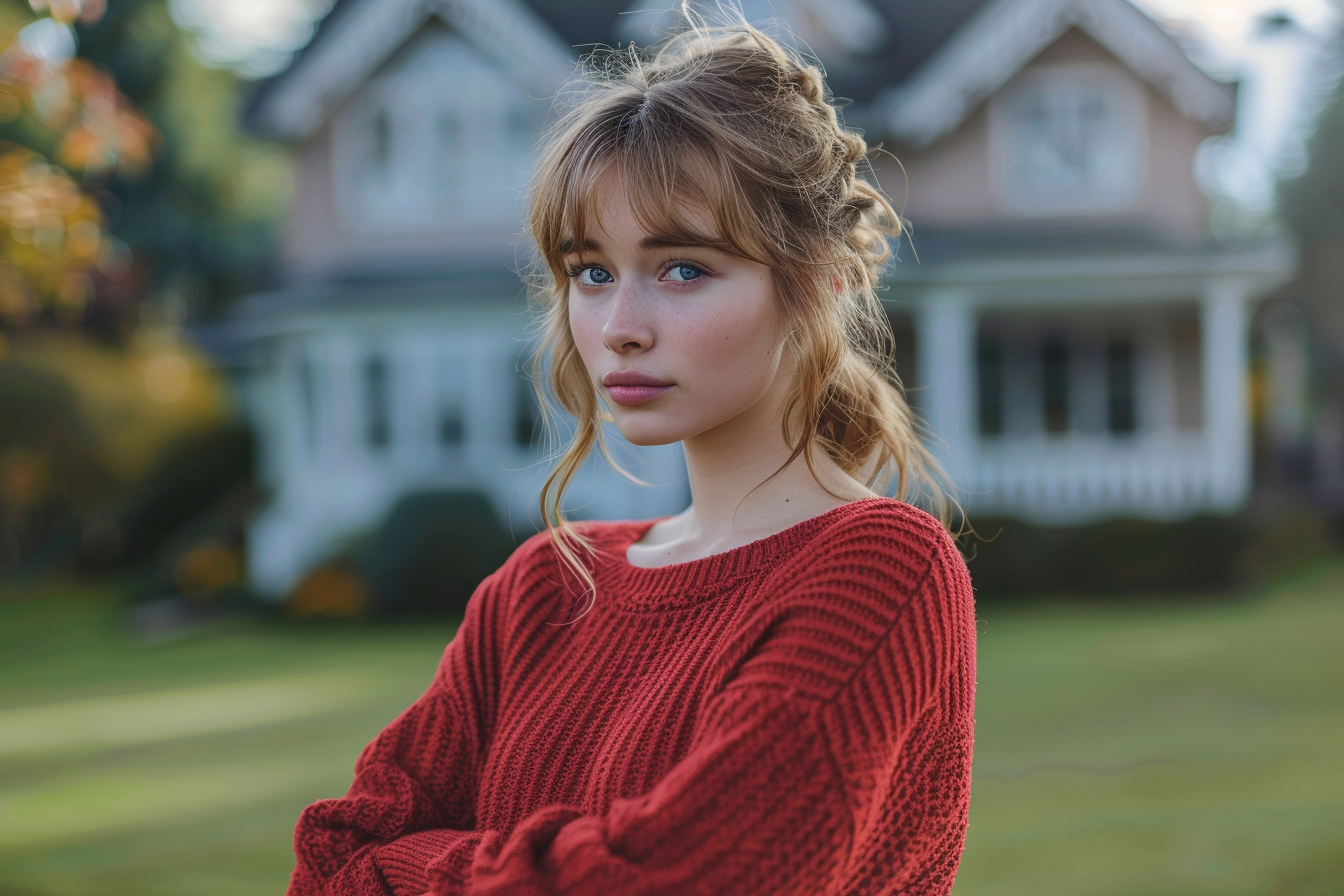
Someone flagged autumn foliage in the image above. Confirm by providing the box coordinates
[0,0,155,327]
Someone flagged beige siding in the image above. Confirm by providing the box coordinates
[875,28,1218,232]
[281,92,524,282]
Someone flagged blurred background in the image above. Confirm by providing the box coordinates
[0,0,1341,893]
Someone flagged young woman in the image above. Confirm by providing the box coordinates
[288,22,975,896]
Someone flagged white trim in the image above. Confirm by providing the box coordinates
[877,0,1235,148]
[256,0,574,142]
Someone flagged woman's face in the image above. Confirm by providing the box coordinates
[565,177,795,449]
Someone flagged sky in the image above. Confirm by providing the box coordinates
[164,0,1342,211]
[1133,0,1341,209]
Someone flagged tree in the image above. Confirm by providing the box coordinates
[0,0,151,330]
[0,0,286,339]
[0,0,278,575]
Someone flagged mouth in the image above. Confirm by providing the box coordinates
[601,370,673,407]
[605,383,674,406]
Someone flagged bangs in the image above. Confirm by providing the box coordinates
[535,102,783,277]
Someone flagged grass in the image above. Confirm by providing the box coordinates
[0,592,458,896]
[1,562,1342,896]
[953,561,1344,896]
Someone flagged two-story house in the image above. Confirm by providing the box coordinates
[231,0,1294,597]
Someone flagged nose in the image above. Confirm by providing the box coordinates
[601,280,653,353]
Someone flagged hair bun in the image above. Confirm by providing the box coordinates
[789,65,826,105]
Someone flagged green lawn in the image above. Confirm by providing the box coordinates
[1,562,1341,896]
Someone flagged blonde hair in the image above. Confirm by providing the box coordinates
[523,18,952,607]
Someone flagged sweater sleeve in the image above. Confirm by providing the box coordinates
[453,520,971,896]
[463,685,849,896]
[287,557,515,896]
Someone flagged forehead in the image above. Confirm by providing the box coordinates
[560,156,733,256]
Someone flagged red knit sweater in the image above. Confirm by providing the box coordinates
[288,497,976,896]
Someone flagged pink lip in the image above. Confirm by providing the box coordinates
[606,384,673,406]
[601,371,673,406]
[602,371,672,387]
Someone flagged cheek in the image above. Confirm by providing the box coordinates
[567,296,601,364]
[681,285,784,378]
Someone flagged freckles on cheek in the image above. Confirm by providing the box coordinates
[568,306,599,358]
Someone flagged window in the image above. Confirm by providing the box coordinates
[437,110,464,155]
[1042,337,1070,434]
[298,355,318,453]
[364,355,390,450]
[367,110,392,181]
[514,372,543,449]
[990,64,1144,215]
[436,356,467,448]
[439,409,465,446]
[977,336,1004,437]
[1106,338,1137,435]
[333,28,538,233]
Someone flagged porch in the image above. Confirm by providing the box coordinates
[891,239,1295,523]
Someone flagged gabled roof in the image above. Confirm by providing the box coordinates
[244,0,1230,149]
[245,0,573,142]
[877,0,1236,148]
[244,0,992,141]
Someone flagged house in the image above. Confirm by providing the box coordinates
[232,0,1294,598]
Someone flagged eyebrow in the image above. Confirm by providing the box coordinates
[560,235,733,255]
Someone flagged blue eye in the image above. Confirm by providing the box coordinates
[665,264,705,282]
[576,265,614,286]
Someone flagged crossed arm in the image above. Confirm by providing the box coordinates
[287,541,957,896]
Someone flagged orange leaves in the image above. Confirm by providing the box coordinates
[26,0,106,27]
[0,1,157,327]
[0,145,108,324]
[1,38,158,178]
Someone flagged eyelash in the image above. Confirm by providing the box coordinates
[563,260,712,285]
[662,260,711,282]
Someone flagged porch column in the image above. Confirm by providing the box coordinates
[913,291,976,497]
[1201,279,1252,511]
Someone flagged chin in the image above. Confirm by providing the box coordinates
[612,424,686,448]
[606,411,699,447]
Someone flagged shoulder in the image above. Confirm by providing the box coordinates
[812,497,954,553]
[764,499,974,666]
[792,498,967,599]
[731,499,973,704]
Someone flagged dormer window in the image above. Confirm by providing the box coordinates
[333,27,537,233]
[989,64,1145,215]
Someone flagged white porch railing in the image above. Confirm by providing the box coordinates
[962,433,1238,522]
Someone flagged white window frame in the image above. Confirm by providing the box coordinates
[988,63,1147,216]
[330,29,536,234]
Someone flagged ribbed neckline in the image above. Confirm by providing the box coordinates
[595,496,898,611]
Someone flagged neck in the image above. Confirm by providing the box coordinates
[677,406,875,543]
